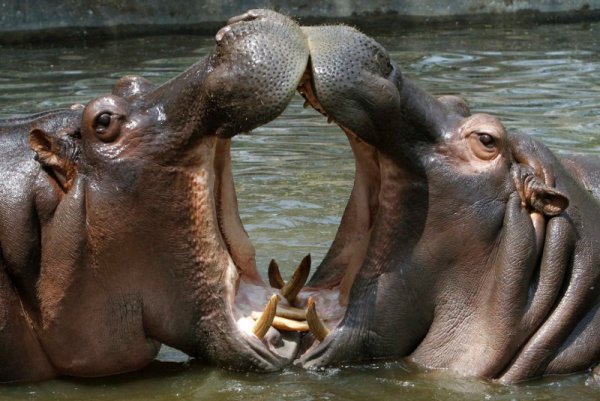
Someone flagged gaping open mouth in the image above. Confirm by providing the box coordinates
[205,61,383,366]
[202,134,315,368]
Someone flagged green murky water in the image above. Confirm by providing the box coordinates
[1,21,599,400]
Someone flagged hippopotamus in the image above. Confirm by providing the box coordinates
[292,24,600,382]
[5,7,599,384]
[0,11,309,382]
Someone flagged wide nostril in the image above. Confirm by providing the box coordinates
[228,10,260,25]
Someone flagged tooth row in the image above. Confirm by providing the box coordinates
[253,255,329,341]
[251,296,328,341]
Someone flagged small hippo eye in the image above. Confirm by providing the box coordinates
[91,111,121,142]
[478,133,495,148]
[83,95,127,143]
[95,113,112,131]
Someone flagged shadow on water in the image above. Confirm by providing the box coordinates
[0,20,599,400]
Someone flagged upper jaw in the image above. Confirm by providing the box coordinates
[292,58,388,365]
[202,12,312,369]
[142,8,310,154]
[140,10,312,370]
[202,10,309,138]
[292,26,433,367]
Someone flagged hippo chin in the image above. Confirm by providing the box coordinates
[293,25,600,383]
[0,11,308,382]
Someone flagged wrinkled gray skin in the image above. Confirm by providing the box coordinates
[0,11,307,382]
[296,25,600,383]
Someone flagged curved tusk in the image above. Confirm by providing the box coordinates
[306,297,329,341]
[272,316,309,332]
[276,304,307,321]
[268,259,285,289]
[280,254,311,304]
[251,304,307,322]
[251,313,310,332]
[252,294,279,339]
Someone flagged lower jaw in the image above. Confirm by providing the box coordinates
[223,253,348,367]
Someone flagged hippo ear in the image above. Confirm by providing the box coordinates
[528,183,569,216]
[29,128,79,192]
[513,165,569,217]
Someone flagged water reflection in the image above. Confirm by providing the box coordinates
[0,20,599,400]
[6,359,600,400]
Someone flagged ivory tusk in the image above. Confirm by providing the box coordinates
[252,294,279,339]
[268,259,285,289]
[272,316,309,332]
[250,305,307,322]
[306,297,329,341]
[251,313,310,332]
[276,304,307,321]
[280,254,311,304]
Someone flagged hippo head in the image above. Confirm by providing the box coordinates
[295,26,580,381]
[26,11,308,376]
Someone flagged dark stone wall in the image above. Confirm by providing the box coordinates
[2,0,599,43]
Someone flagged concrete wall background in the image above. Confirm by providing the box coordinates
[1,0,599,43]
